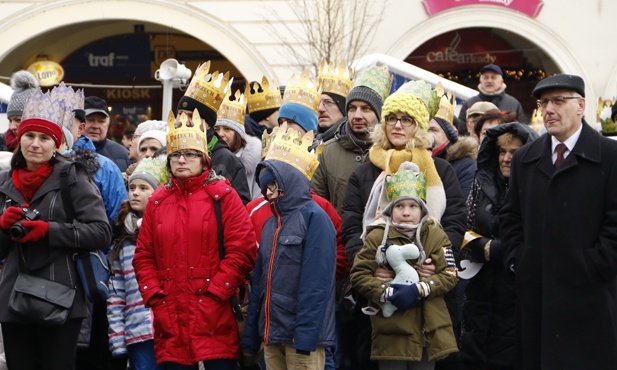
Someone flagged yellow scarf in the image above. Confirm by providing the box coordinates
[369,146,443,187]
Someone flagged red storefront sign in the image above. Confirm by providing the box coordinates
[422,0,544,18]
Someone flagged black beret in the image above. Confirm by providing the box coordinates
[532,74,585,98]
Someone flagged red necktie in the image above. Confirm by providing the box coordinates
[554,143,567,169]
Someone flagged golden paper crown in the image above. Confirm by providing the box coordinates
[183,61,232,113]
[166,109,208,155]
[435,90,456,125]
[217,90,246,124]
[386,162,427,202]
[282,70,322,114]
[530,108,544,133]
[263,122,323,180]
[246,76,282,114]
[318,60,353,98]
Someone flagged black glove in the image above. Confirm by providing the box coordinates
[389,283,422,310]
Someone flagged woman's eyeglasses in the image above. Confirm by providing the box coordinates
[169,151,203,161]
[385,115,416,127]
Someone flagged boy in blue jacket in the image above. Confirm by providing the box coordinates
[241,124,337,370]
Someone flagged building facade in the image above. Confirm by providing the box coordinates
[0,0,612,131]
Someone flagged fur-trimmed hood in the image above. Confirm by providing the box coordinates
[446,136,478,162]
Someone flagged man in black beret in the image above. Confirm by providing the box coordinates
[498,73,617,370]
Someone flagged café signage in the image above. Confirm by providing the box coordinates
[27,61,64,87]
[422,0,544,18]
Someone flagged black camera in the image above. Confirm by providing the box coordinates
[9,208,41,239]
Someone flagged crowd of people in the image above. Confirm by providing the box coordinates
[0,59,615,370]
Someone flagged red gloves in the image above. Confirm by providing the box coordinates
[0,207,24,231]
[15,220,49,243]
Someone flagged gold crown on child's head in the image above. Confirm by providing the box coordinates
[246,76,282,114]
[262,122,323,180]
[183,61,232,113]
[318,59,353,98]
[435,90,456,125]
[282,70,322,113]
[217,90,246,124]
[166,109,208,155]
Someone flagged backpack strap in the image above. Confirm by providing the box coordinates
[214,199,244,321]
[59,162,76,223]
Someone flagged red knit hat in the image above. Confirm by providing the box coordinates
[17,118,63,148]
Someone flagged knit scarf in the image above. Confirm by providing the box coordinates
[344,120,373,151]
[361,147,446,240]
[124,212,142,236]
[12,163,54,203]
[391,222,420,240]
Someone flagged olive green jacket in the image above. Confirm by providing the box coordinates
[351,219,458,361]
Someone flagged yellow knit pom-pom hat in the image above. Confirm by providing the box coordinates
[381,92,430,131]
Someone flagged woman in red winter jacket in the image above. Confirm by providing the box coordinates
[134,110,257,370]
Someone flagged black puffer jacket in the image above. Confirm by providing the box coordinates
[207,129,251,204]
[461,123,538,367]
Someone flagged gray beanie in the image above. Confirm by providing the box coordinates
[7,71,39,119]
[215,118,247,141]
[62,127,74,150]
[346,86,384,121]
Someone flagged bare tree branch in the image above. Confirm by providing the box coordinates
[266,0,387,74]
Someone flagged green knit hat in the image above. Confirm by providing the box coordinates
[129,157,170,189]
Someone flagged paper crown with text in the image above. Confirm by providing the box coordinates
[217,90,246,124]
[262,122,323,180]
[434,90,456,125]
[181,61,232,113]
[351,64,392,102]
[386,161,427,203]
[22,83,83,129]
[166,109,208,155]
[318,59,353,98]
[396,80,443,120]
[246,75,283,114]
[282,70,322,114]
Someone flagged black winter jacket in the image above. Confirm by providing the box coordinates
[461,123,538,367]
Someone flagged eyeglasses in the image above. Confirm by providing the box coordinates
[385,115,416,127]
[536,96,582,108]
[168,151,203,161]
[266,182,278,193]
[320,99,337,108]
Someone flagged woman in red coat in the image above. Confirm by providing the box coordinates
[133,110,257,369]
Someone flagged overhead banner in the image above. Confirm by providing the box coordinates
[422,0,544,18]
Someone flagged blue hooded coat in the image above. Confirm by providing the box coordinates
[241,160,337,354]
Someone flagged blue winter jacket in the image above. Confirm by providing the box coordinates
[73,135,128,222]
[241,160,337,353]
